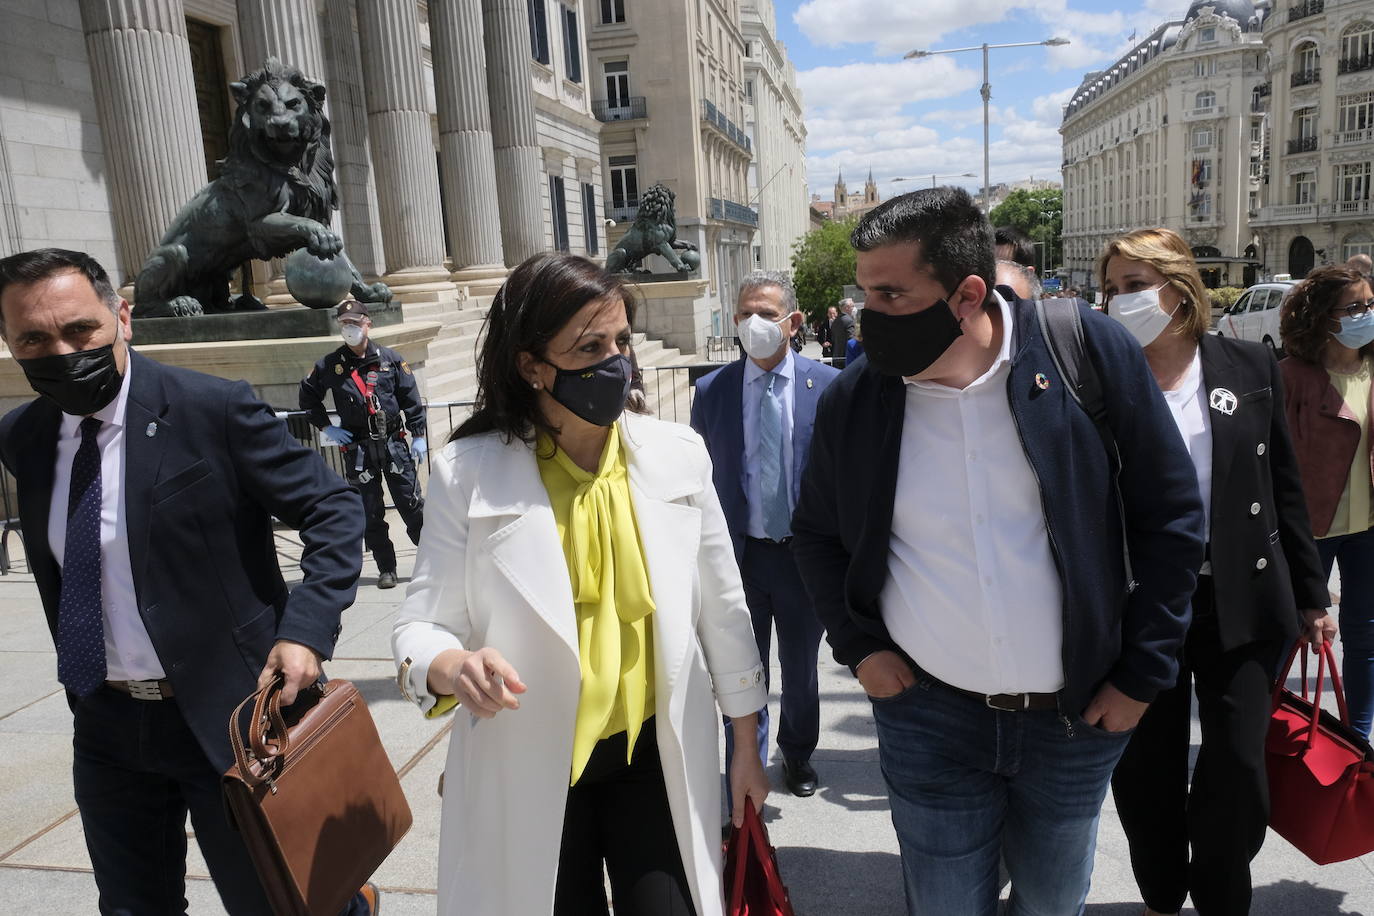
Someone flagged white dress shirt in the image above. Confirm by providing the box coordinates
[1161,348,1213,551]
[46,359,165,681]
[741,348,796,539]
[879,294,1066,694]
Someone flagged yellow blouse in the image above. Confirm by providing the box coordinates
[1327,357,1374,538]
[537,425,657,785]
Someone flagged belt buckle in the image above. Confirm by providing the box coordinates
[985,692,1027,712]
[127,680,164,701]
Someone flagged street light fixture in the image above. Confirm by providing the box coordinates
[893,173,976,189]
[904,37,1070,214]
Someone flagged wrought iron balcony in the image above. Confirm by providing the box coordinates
[1291,68,1321,87]
[708,197,759,226]
[592,97,647,121]
[607,199,640,223]
[1255,82,1272,97]
[1289,0,1324,22]
[1339,53,1374,75]
[1287,136,1319,154]
[699,98,753,155]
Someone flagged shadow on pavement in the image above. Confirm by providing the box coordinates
[1251,878,1368,915]
[773,844,905,916]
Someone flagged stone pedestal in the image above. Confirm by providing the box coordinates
[626,278,712,356]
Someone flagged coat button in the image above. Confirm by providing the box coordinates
[1256,557,1268,570]
[739,677,749,686]
[1257,443,1266,455]
[1250,502,1261,516]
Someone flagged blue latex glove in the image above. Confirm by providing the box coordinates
[410,436,428,462]
[320,425,353,446]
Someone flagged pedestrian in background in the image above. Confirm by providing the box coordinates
[1280,264,1374,737]
[392,253,768,916]
[0,248,374,914]
[830,298,855,356]
[300,299,426,589]
[1101,228,1331,916]
[818,306,836,359]
[691,270,840,803]
[792,188,1204,916]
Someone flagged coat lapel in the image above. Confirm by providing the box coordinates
[1200,336,1239,519]
[123,352,170,605]
[792,357,821,500]
[470,437,579,659]
[718,359,747,504]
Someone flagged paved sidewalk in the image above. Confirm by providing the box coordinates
[0,521,1371,914]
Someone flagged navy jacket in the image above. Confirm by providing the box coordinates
[791,298,1206,717]
[690,354,840,565]
[299,342,425,439]
[0,351,364,772]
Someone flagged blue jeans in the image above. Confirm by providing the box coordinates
[871,677,1131,916]
[1317,528,1374,737]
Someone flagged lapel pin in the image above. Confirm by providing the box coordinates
[806,378,814,389]
[1034,373,1050,390]
[145,422,158,438]
[1209,387,1237,416]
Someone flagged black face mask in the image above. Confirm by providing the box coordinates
[17,342,124,417]
[548,353,632,427]
[859,298,964,377]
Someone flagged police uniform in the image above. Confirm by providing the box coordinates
[300,339,425,576]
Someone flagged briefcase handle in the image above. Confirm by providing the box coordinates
[227,674,294,788]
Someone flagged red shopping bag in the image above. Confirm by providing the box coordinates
[723,800,796,916]
[1267,639,1374,864]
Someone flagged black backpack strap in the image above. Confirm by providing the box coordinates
[1034,298,1136,592]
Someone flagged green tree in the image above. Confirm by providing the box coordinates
[791,218,858,326]
[988,187,1063,273]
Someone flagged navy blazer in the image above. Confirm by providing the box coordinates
[690,353,840,564]
[0,350,364,772]
[792,298,1207,717]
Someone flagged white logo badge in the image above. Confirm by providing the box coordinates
[1209,388,1237,416]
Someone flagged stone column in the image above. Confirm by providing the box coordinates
[237,0,326,79]
[431,0,506,288]
[482,0,547,265]
[321,0,385,280]
[356,0,455,303]
[79,0,207,283]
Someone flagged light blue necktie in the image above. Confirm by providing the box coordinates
[758,372,791,541]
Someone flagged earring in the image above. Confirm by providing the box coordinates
[532,381,542,390]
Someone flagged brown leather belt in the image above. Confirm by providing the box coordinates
[106,679,175,700]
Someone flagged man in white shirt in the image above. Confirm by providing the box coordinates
[792,188,1205,916]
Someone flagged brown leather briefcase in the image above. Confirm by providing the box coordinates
[222,676,412,915]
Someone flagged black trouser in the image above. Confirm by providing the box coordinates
[72,687,368,915]
[348,435,424,573]
[1111,579,1284,915]
[554,718,697,916]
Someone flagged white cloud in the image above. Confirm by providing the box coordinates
[798,57,981,120]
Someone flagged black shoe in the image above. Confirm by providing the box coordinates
[782,758,818,797]
[377,571,398,589]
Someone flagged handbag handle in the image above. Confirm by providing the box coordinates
[726,798,791,909]
[227,674,291,788]
[1275,638,1353,751]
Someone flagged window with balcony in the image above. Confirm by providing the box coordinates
[600,0,625,23]
[603,60,630,110]
[1195,90,1215,111]
[527,0,550,65]
[1337,162,1372,207]
[1338,92,1374,145]
[1293,42,1320,86]
[1340,22,1374,73]
[1193,126,1214,148]
[1293,172,1316,205]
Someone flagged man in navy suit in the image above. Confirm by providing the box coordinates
[691,271,840,798]
[0,249,374,914]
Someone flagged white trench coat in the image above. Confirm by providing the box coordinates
[392,412,768,916]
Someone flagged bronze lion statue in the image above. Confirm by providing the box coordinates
[133,58,391,318]
[605,183,700,275]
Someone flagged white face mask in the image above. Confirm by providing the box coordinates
[737,313,788,360]
[1109,285,1177,347]
[341,324,366,347]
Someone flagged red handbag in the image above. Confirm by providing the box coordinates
[723,800,796,916]
[1267,639,1374,864]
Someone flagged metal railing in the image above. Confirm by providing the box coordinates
[1339,53,1374,75]
[608,201,640,223]
[699,98,753,155]
[1291,67,1321,87]
[1287,136,1319,154]
[592,96,647,121]
[1289,0,1324,22]
[708,197,759,226]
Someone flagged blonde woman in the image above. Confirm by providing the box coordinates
[1099,229,1330,916]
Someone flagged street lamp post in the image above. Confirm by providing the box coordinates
[893,172,976,189]
[904,38,1070,214]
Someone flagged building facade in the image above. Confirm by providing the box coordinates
[1249,0,1374,277]
[0,0,604,307]
[741,0,808,276]
[1060,1,1268,293]
[585,0,756,337]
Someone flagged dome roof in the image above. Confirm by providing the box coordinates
[1185,0,1260,31]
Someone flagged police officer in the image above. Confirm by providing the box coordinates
[300,299,425,589]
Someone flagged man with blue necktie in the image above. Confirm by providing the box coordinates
[0,249,376,915]
[691,271,840,800]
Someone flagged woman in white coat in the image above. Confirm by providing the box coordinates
[392,253,770,916]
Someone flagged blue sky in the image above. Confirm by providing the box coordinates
[774,0,1187,203]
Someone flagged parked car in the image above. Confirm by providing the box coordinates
[1213,278,1298,356]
